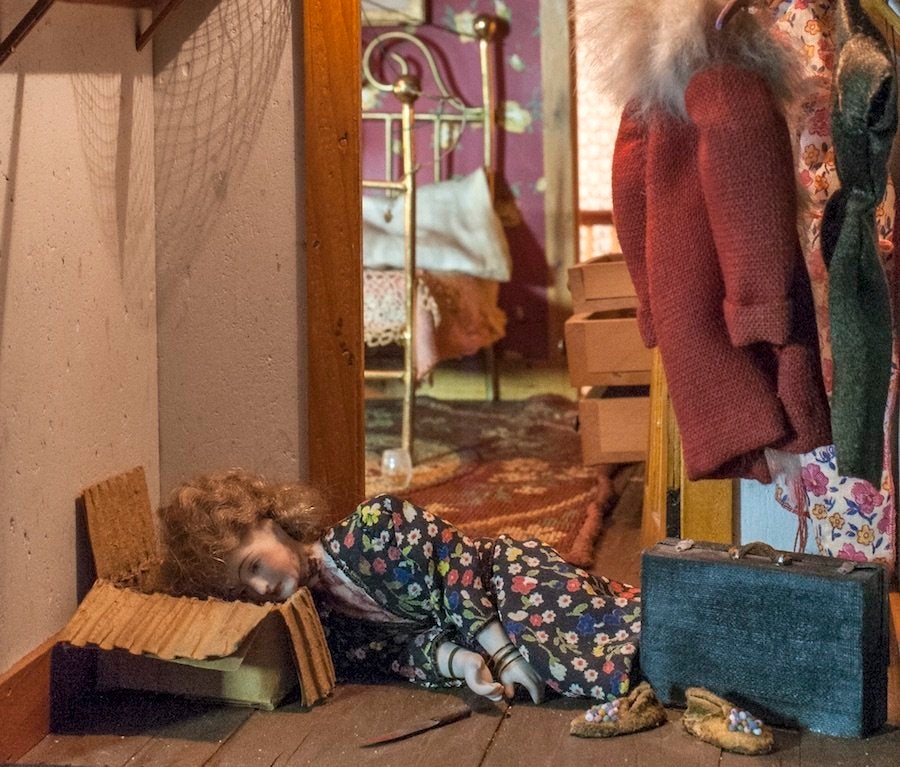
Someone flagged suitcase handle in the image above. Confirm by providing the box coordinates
[727,541,794,566]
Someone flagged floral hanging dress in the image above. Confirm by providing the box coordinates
[313,495,641,701]
[772,0,897,568]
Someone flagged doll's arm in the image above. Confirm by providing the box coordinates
[687,66,799,348]
[475,619,544,703]
[612,105,656,348]
[436,640,504,702]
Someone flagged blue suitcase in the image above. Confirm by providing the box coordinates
[641,539,889,737]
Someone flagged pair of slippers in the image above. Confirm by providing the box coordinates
[570,683,775,756]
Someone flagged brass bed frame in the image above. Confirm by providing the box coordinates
[361,15,502,461]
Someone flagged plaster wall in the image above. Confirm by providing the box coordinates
[153,0,308,495]
[0,2,158,672]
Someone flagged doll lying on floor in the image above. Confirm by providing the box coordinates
[158,470,641,703]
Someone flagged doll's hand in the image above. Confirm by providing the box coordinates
[475,620,544,703]
[459,650,505,702]
[437,641,504,701]
[497,651,544,704]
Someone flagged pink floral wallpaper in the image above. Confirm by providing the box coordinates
[362,0,549,359]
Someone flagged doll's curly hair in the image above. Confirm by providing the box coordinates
[158,468,327,599]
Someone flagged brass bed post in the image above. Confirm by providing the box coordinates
[475,15,498,197]
[475,14,501,402]
[396,75,420,460]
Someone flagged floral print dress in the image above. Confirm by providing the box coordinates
[770,0,897,568]
[314,495,641,701]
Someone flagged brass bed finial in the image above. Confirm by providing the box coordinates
[472,14,500,41]
[392,74,422,105]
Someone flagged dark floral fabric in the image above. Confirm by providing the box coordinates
[317,494,641,700]
[490,536,640,699]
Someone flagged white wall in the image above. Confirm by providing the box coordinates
[153,0,308,496]
[0,2,158,672]
[0,0,310,675]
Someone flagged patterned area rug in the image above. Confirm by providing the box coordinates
[365,395,604,566]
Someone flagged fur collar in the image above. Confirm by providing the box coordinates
[578,0,799,118]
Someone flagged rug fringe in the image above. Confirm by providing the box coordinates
[563,464,622,567]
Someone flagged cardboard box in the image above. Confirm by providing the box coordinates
[568,255,639,314]
[56,468,335,709]
[579,391,650,465]
[565,310,653,387]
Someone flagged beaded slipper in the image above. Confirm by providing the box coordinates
[569,681,667,738]
[681,687,774,755]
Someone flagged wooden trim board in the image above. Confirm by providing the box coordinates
[0,634,56,762]
[888,592,900,726]
[540,0,577,362]
[304,0,365,522]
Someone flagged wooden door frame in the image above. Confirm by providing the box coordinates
[540,0,577,362]
[305,0,365,519]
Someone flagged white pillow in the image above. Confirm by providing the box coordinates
[363,167,512,282]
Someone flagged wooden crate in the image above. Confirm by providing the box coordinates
[568,255,638,313]
[579,393,650,465]
[565,310,652,387]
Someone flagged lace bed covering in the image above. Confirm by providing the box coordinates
[364,269,440,347]
[364,268,506,379]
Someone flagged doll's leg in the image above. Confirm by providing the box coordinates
[490,536,640,699]
[436,641,504,701]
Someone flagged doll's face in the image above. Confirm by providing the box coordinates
[225,518,311,602]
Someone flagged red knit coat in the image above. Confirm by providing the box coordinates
[612,66,832,482]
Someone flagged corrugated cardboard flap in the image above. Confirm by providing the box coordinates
[69,467,336,707]
[60,580,273,660]
[278,587,336,706]
[59,580,335,705]
[82,467,163,593]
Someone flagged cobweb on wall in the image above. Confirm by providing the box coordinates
[153,0,292,264]
[70,67,155,295]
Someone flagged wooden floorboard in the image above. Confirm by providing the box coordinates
[483,705,719,767]
[795,726,900,767]
[22,687,900,767]
[22,689,252,767]
[203,684,505,767]
[589,462,644,586]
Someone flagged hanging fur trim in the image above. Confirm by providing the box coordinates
[577,0,801,119]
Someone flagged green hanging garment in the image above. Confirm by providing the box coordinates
[824,0,897,485]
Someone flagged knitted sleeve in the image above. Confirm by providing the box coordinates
[686,66,800,348]
[612,104,656,348]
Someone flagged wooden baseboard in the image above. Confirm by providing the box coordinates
[888,592,900,726]
[0,634,56,762]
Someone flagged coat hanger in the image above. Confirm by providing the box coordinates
[715,0,754,31]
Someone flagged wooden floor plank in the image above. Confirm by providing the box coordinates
[20,689,251,767]
[201,682,505,767]
[590,462,644,587]
[483,704,720,767]
[797,726,900,767]
[22,731,152,767]
[21,686,900,767]
[125,705,253,767]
